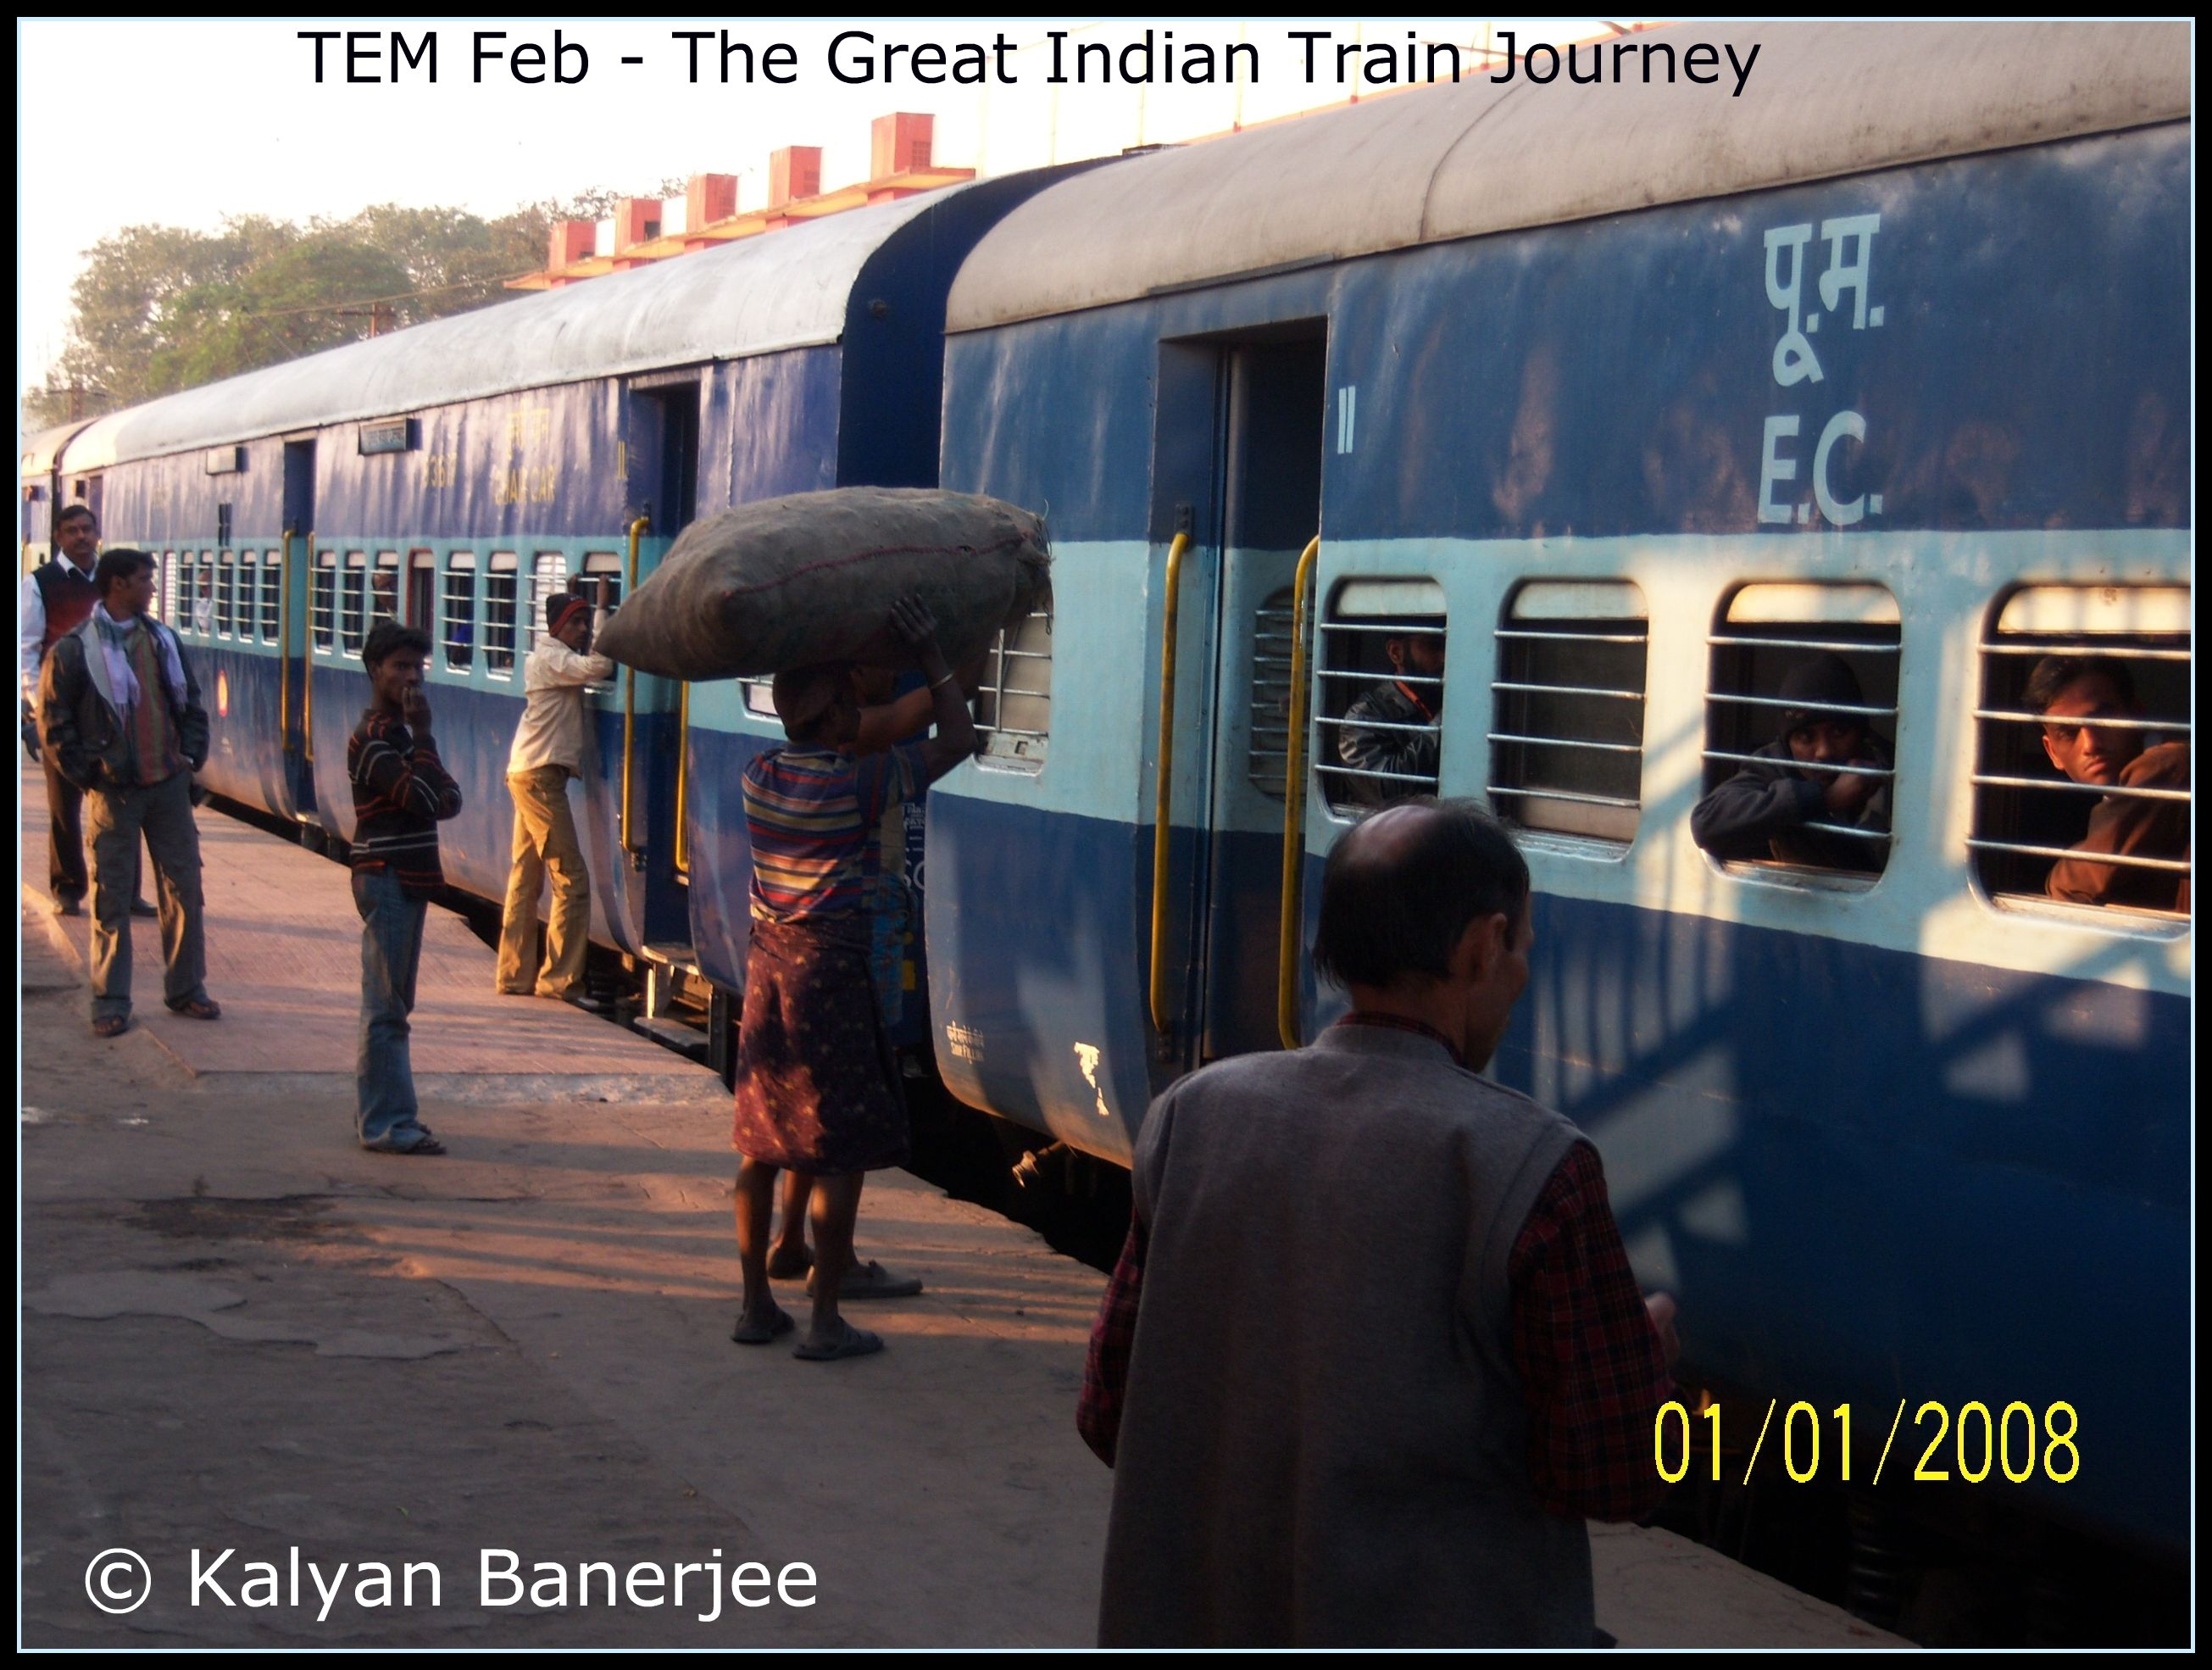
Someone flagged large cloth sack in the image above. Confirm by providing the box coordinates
[595,487,1050,679]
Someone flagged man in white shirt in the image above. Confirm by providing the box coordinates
[496,587,614,1002]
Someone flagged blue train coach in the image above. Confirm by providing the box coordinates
[930,19,2189,1554]
[33,171,1062,1000]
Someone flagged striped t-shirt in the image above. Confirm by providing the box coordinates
[744,740,927,922]
[348,708,464,896]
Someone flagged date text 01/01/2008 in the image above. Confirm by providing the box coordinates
[1654,1399,2080,1488]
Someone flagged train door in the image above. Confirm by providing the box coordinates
[1151,325,1329,1066]
[278,438,315,818]
[614,376,701,954]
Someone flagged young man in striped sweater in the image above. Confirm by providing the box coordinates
[348,621,464,1155]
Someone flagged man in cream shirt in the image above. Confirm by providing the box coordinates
[496,587,615,1002]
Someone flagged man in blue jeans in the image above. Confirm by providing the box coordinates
[347,621,463,1155]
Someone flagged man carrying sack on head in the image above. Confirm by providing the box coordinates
[496,586,614,1005]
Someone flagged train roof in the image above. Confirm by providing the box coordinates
[65,185,975,471]
[948,19,2189,332]
[19,420,92,478]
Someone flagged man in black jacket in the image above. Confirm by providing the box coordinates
[38,548,220,1037]
[1692,652,1892,873]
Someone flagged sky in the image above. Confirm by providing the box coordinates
[15,16,1631,407]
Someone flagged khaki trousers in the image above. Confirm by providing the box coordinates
[496,765,592,999]
[86,770,208,1021]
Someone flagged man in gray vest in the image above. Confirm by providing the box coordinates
[1080,799,1678,1646]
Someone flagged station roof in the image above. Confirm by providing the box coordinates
[66,185,970,470]
[947,19,2189,332]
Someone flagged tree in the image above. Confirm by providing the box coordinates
[24,178,690,426]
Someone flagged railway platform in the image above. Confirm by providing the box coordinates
[19,769,1898,1646]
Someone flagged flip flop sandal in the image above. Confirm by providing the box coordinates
[809,1259,924,1301]
[793,1322,885,1362]
[365,1134,447,1156]
[766,1245,814,1281]
[731,1306,798,1345]
[165,997,222,1021]
[92,1016,129,1038]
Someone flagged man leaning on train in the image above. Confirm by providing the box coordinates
[1078,799,1679,1646]
[495,582,616,1005]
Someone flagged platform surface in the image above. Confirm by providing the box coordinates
[19,762,720,1101]
[19,771,1899,1647]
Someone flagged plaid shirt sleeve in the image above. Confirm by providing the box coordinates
[1509,1139,1676,1521]
[1077,1218,1146,1467]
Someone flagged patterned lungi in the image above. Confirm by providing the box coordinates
[732,913,909,1176]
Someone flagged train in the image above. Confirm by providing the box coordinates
[21,20,2188,1562]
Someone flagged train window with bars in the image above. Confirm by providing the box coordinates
[370,552,401,628]
[442,555,476,671]
[312,553,337,652]
[192,553,214,637]
[484,554,519,676]
[236,552,258,638]
[528,552,567,653]
[1970,584,2190,921]
[158,552,179,626]
[407,551,436,633]
[580,553,623,612]
[972,604,1053,769]
[1701,583,1900,882]
[214,552,236,637]
[1491,581,1648,846]
[340,554,369,655]
[578,554,622,687]
[1311,580,1445,817]
[260,550,282,643]
[1248,587,1296,798]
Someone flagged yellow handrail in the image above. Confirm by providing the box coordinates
[1148,532,1192,1038]
[619,515,649,854]
[673,679,692,877]
[277,529,293,747]
[1277,535,1321,1049]
[302,533,316,764]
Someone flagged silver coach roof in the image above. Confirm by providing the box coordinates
[68,186,971,470]
[20,420,91,478]
[948,19,2188,331]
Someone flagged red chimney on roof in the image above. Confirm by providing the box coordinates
[871,112,934,178]
[768,145,821,209]
[548,219,594,270]
[686,172,738,235]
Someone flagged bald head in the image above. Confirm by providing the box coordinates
[1313,799,1529,991]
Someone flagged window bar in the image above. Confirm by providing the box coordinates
[1313,762,1442,787]
[1708,633,1904,654]
[1973,709,2191,733]
[1492,679,1644,701]
[1487,732,1643,754]
[1970,772,2191,802]
[1702,747,1893,777]
[1489,785,1643,810]
[1496,628,1651,644]
[1312,715,1438,737]
[1965,838,2190,874]
[1977,642,2191,660]
[1709,692,1896,718]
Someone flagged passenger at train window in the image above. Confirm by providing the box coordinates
[1336,622,1444,806]
[2026,654,2190,913]
[1692,652,1892,873]
[1079,801,1678,1646]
